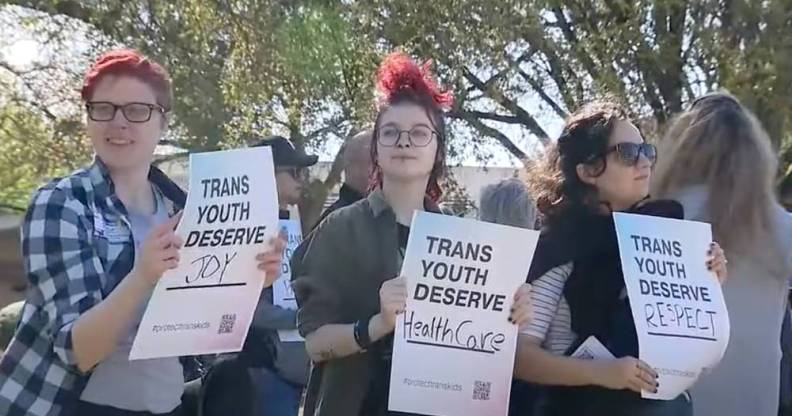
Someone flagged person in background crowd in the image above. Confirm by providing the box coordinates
[291,52,533,416]
[514,98,728,416]
[479,178,539,229]
[652,91,792,416]
[197,136,316,416]
[315,130,372,225]
[248,136,316,416]
[0,49,284,416]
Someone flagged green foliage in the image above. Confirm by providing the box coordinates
[1,0,790,215]
[0,103,90,210]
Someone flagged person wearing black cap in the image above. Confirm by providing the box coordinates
[242,136,317,416]
[188,136,316,416]
[259,136,320,219]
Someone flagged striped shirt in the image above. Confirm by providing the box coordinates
[521,263,576,355]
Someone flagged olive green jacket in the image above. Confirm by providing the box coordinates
[291,189,438,416]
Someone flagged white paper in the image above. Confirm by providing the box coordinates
[274,219,304,342]
[130,147,279,359]
[388,212,539,416]
[571,336,615,360]
[613,213,730,400]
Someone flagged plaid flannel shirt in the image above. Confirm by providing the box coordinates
[0,159,185,416]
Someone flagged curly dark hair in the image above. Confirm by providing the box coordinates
[528,98,631,225]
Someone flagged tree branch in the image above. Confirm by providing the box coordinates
[516,68,568,119]
[461,68,550,146]
[450,111,527,161]
[447,110,523,124]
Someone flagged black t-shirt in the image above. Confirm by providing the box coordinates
[397,223,410,251]
[361,223,417,416]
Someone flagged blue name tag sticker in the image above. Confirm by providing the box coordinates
[103,217,130,244]
[92,213,106,237]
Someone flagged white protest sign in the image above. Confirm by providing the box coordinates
[274,218,303,342]
[613,213,730,400]
[389,212,539,416]
[130,147,278,360]
[571,336,615,361]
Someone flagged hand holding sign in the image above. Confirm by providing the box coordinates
[379,276,408,330]
[256,235,287,288]
[707,242,728,284]
[595,356,659,394]
[130,147,280,360]
[134,212,184,286]
[388,212,539,416]
[508,283,533,327]
[613,213,730,400]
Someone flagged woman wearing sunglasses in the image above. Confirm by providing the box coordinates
[512,99,728,416]
[291,52,533,416]
[0,50,284,416]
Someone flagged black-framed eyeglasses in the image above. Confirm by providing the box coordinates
[377,125,437,147]
[276,167,309,181]
[86,101,166,123]
[595,142,658,167]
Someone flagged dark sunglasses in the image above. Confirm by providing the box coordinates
[276,167,309,181]
[596,142,658,167]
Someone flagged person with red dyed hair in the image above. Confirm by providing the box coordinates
[290,52,533,416]
[0,49,284,416]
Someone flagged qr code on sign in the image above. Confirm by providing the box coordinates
[218,314,236,334]
[473,380,491,401]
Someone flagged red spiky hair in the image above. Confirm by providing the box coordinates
[376,52,453,109]
[369,52,451,203]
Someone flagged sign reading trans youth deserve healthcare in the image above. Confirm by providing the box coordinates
[614,213,730,400]
[130,147,278,360]
[389,212,539,416]
[273,218,303,342]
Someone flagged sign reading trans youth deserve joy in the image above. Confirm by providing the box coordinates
[389,212,539,416]
[130,147,278,360]
[614,213,730,400]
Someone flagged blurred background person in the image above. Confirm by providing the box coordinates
[479,177,538,229]
[653,91,792,416]
[316,129,372,225]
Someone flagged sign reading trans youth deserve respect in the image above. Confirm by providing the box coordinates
[389,212,539,416]
[130,147,278,360]
[614,213,730,400]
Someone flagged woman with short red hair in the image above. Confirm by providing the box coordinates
[0,49,284,416]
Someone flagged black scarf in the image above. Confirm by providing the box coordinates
[521,200,684,415]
